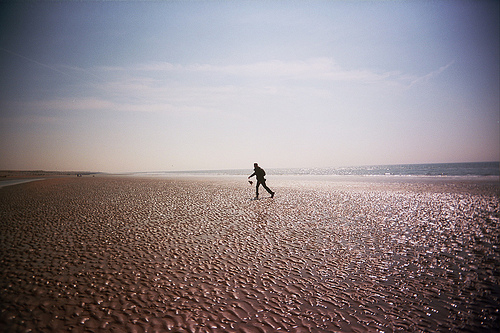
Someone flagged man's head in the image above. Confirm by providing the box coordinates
[254,163,258,168]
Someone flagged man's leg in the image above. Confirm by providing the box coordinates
[255,181,261,198]
[261,180,274,197]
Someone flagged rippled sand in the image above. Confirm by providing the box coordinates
[1,176,498,332]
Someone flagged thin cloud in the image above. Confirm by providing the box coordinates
[6,97,225,117]
[2,114,61,125]
[7,58,453,118]
[0,48,107,85]
[0,47,73,78]
[6,98,167,114]
[409,61,455,87]
[104,58,409,84]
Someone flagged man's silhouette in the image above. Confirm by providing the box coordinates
[248,163,275,199]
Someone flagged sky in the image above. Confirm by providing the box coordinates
[0,1,498,173]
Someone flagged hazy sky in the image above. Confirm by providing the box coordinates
[0,1,498,172]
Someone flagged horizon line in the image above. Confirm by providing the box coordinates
[1,161,498,175]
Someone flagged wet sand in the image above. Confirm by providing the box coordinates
[0,176,499,332]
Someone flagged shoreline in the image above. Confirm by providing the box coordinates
[0,178,46,189]
[0,170,101,180]
[1,173,497,198]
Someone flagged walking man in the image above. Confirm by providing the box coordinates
[248,163,275,199]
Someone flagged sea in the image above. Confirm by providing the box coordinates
[136,161,499,178]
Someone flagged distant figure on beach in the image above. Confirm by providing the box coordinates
[248,163,275,199]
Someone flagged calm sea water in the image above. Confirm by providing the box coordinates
[142,162,499,177]
[274,161,500,176]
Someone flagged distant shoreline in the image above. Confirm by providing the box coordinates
[0,178,46,189]
[0,170,102,180]
[1,161,498,180]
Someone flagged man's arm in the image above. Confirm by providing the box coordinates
[248,172,256,179]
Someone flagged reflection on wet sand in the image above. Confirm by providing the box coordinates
[0,176,498,332]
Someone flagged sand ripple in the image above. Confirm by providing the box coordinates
[1,177,499,332]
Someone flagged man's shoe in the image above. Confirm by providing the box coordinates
[271,192,275,198]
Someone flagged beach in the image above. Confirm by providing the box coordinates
[0,176,499,332]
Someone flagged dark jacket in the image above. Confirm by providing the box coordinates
[250,167,266,181]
